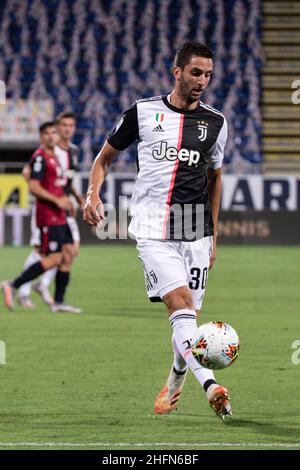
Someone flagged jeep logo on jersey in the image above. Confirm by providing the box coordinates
[152,141,201,166]
[198,121,208,142]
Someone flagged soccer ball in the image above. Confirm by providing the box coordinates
[192,321,240,370]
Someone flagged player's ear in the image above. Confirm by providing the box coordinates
[173,66,181,82]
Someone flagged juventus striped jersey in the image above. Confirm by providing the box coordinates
[55,143,79,195]
[108,93,227,241]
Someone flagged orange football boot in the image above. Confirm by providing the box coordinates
[154,367,187,414]
[207,385,232,420]
[1,281,14,311]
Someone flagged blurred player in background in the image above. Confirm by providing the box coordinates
[17,112,84,309]
[1,122,81,313]
[84,41,231,420]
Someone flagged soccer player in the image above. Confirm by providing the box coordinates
[16,165,55,307]
[54,111,84,258]
[1,122,81,313]
[83,42,231,419]
[17,112,84,309]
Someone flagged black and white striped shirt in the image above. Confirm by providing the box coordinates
[108,93,227,241]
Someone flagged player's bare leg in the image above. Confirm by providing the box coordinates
[154,286,231,420]
[71,240,80,257]
[33,223,81,306]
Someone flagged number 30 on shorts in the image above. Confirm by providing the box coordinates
[189,267,208,290]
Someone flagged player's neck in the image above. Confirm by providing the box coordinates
[57,139,70,150]
[43,146,55,156]
[169,90,199,111]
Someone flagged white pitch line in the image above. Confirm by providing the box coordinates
[0,442,299,448]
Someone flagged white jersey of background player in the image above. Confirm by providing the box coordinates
[84,42,232,420]
[18,113,84,310]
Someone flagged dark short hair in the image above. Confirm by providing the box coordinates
[55,111,76,124]
[39,121,56,134]
[174,41,213,69]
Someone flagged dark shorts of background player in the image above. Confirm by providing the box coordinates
[40,224,73,255]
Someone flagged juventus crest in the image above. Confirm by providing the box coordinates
[197,121,208,142]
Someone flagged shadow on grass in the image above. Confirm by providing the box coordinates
[91,307,164,319]
[225,418,300,441]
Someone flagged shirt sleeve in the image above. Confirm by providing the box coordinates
[30,154,46,180]
[107,103,139,151]
[206,117,228,170]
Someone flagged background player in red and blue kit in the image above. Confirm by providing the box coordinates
[1,122,81,313]
[17,112,84,309]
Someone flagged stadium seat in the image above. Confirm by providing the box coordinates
[0,0,263,170]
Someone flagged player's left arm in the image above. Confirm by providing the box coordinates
[207,167,222,270]
[206,116,228,270]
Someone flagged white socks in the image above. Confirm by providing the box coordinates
[170,309,216,389]
[40,267,57,288]
[172,333,187,373]
[18,251,56,298]
[18,250,41,297]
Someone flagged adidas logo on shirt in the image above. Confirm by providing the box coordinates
[152,124,164,132]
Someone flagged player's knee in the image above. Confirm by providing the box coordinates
[52,252,63,266]
[163,287,194,315]
[71,247,79,258]
[61,252,73,268]
[72,242,80,257]
[63,243,77,259]
[42,252,63,270]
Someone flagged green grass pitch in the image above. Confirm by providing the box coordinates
[0,244,300,450]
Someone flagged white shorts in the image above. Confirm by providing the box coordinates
[66,216,80,243]
[136,236,213,310]
[30,203,40,246]
[30,227,41,247]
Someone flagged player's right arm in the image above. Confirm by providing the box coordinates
[84,102,139,226]
[29,154,72,211]
[29,180,72,210]
[83,141,119,226]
